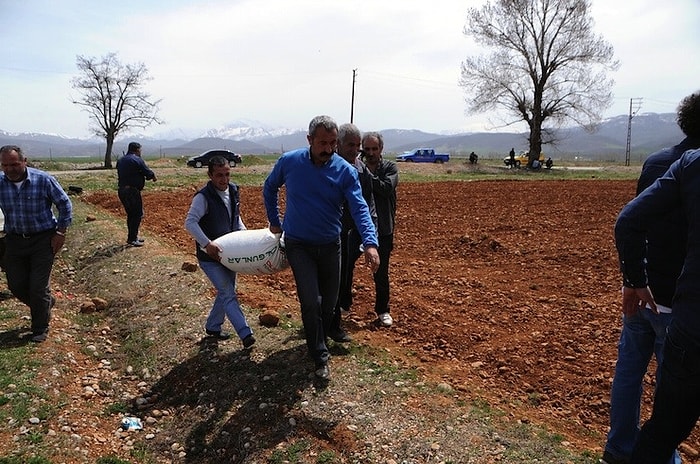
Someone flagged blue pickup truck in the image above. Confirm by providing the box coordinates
[396,148,450,163]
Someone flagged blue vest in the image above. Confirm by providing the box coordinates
[195,181,241,262]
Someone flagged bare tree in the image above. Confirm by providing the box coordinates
[71,53,162,168]
[460,0,619,165]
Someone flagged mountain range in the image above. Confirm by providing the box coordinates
[0,112,683,161]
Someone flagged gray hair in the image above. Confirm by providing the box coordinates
[0,145,24,160]
[362,131,384,151]
[338,123,361,143]
[308,115,338,137]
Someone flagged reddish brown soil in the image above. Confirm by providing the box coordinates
[85,177,700,457]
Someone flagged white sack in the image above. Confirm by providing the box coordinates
[212,229,289,275]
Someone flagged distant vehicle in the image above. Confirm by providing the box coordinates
[504,151,545,168]
[396,148,450,163]
[187,149,242,168]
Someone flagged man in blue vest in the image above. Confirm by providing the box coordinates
[184,156,255,349]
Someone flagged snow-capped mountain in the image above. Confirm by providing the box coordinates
[203,120,303,141]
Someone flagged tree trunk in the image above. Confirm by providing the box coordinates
[104,134,115,168]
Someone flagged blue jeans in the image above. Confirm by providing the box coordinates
[284,238,340,366]
[631,322,700,463]
[199,260,252,340]
[605,309,680,464]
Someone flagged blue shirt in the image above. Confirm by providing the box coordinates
[263,148,378,247]
[0,167,72,234]
[116,153,155,190]
[615,148,700,338]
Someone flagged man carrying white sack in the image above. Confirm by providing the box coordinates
[184,155,255,349]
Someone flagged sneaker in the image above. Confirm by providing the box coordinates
[314,363,330,380]
[136,237,145,243]
[242,334,256,349]
[378,312,393,327]
[328,329,352,343]
[31,331,48,343]
[205,329,231,340]
[127,240,144,247]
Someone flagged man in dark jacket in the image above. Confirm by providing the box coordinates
[362,131,399,328]
[330,123,377,343]
[603,92,700,464]
[116,142,156,246]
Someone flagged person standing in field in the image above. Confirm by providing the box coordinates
[330,123,377,343]
[184,156,255,349]
[0,145,72,343]
[615,145,700,463]
[116,142,156,247]
[263,115,379,380]
[601,91,700,464]
[361,131,398,328]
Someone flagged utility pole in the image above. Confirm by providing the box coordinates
[625,97,643,166]
[350,69,357,123]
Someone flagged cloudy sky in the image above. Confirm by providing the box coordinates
[1,0,698,139]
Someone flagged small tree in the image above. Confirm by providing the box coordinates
[460,0,619,165]
[71,53,162,168]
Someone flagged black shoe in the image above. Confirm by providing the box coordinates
[600,451,629,464]
[242,334,256,349]
[31,330,48,343]
[315,363,330,380]
[328,329,352,343]
[205,330,231,340]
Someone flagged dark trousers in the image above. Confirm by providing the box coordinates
[332,229,362,331]
[118,186,143,242]
[4,232,55,334]
[284,238,340,366]
[374,234,394,314]
[630,322,700,463]
[337,229,363,310]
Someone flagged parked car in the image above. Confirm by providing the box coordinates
[396,148,450,163]
[187,149,242,168]
[503,151,545,168]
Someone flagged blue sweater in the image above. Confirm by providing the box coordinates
[263,148,378,247]
[615,148,700,338]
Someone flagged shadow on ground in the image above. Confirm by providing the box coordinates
[143,338,342,463]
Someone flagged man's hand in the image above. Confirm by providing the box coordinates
[363,246,380,273]
[621,286,657,316]
[204,242,223,261]
[269,225,282,234]
[50,233,65,255]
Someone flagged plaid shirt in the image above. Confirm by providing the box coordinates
[0,167,72,234]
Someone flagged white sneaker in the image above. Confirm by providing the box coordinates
[378,312,393,327]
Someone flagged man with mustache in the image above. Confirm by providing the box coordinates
[263,115,379,380]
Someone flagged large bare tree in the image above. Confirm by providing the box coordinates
[460,0,618,165]
[71,53,162,168]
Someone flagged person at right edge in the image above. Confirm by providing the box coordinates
[263,115,379,380]
[601,92,700,464]
[361,131,399,328]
